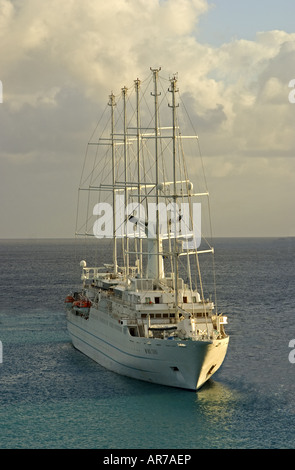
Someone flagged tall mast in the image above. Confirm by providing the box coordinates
[109,92,117,275]
[151,67,161,281]
[122,86,129,277]
[169,75,180,318]
[134,78,143,277]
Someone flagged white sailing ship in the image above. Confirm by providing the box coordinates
[65,68,229,390]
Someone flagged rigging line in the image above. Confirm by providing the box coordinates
[179,97,217,318]
[90,97,137,192]
[175,119,196,310]
[80,142,101,189]
[91,184,157,251]
[76,74,155,262]
[139,75,156,125]
[79,137,115,236]
[79,143,91,188]
[92,142,111,188]
[176,112,207,314]
[176,98,213,248]
[138,137,158,184]
[80,145,104,188]
[158,71,172,84]
[115,71,151,103]
[155,88,174,275]
[179,94,217,310]
[110,134,149,193]
[179,94,209,193]
[89,102,111,142]
[81,128,113,190]
[199,149,218,312]
[139,74,154,111]
[80,73,153,191]
[178,137,194,294]
[159,102,174,275]
[182,179,198,316]
[77,148,103,237]
[79,101,110,186]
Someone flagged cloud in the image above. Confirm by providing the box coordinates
[0,0,208,96]
[0,0,295,237]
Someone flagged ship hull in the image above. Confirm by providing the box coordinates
[67,307,229,391]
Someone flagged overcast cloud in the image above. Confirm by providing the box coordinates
[0,0,294,237]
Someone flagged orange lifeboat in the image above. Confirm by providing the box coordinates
[65,295,75,304]
[73,299,92,309]
[72,298,92,316]
[65,295,75,310]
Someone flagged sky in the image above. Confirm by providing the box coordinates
[0,0,295,238]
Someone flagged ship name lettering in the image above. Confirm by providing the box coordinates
[145,348,158,355]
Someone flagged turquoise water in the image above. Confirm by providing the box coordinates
[0,238,294,449]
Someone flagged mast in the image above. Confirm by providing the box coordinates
[108,92,117,275]
[122,86,129,277]
[134,78,143,277]
[150,67,162,281]
[169,75,180,318]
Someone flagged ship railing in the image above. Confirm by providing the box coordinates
[81,267,113,281]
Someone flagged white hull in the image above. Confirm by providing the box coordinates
[67,306,229,390]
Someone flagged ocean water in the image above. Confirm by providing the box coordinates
[0,237,295,450]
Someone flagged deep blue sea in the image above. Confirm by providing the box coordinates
[0,237,295,450]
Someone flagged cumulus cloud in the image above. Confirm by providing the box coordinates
[0,0,210,99]
[0,0,294,237]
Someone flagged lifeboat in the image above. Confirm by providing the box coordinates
[64,295,75,310]
[72,298,92,316]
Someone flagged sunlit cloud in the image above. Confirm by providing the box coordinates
[0,0,294,237]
